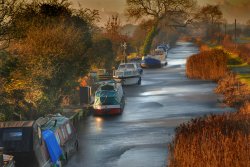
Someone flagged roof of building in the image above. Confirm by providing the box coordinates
[0,121,35,128]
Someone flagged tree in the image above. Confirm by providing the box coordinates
[104,15,129,61]
[87,37,115,70]
[126,0,196,55]
[131,20,153,54]
[243,19,250,37]
[0,0,93,120]
[0,0,24,50]
[196,5,223,40]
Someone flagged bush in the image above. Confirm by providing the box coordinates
[186,49,228,81]
[168,113,250,167]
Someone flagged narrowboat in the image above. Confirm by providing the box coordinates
[113,63,142,85]
[93,80,125,116]
[0,121,51,167]
[37,114,78,162]
[0,114,78,167]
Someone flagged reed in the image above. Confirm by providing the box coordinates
[239,101,250,114]
[168,113,250,167]
[215,72,250,107]
[186,49,228,81]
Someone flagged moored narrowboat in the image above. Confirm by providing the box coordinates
[0,121,51,167]
[93,80,125,115]
[37,114,78,162]
[0,114,78,167]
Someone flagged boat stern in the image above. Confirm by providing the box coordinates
[93,105,123,115]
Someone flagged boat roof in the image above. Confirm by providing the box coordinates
[0,121,35,128]
[155,48,165,51]
[37,114,69,132]
[119,62,136,65]
[96,80,117,85]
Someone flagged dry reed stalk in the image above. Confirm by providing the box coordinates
[168,113,250,167]
[186,49,228,81]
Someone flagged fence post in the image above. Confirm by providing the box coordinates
[0,147,4,167]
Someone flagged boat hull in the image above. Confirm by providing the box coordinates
[93,104,124,116]
[114,76,141,85]
[141,57,161,68]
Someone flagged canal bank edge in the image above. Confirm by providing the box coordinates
[167,44,250,167]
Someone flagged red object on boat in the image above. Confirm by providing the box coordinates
[93,106,123,116]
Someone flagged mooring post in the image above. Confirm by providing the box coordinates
[0,147,4,167]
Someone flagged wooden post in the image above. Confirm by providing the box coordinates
[0,147,4,167]
[224,23,227,36]
[235,19,237,48]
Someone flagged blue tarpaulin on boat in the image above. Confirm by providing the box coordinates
[42,130,62,164]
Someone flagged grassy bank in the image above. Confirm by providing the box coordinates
[168,48,250,166]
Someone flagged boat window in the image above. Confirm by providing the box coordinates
[55,132,61,145]
[3,128,22,141]
[126,64,135,69]
[118,64,126,69]
[61,128,66,139]
[101,85,114,91]
[155,50,164,54]
[66,123,72,135]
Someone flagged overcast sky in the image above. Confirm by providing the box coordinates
[71,0,250,24]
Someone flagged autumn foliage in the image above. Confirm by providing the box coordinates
[186,49,228,81]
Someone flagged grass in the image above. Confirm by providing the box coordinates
[238,73,250,85]
[226,51,250,88]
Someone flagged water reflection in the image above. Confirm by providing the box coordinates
[94,117,103,133]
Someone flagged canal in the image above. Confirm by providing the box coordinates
[65,42,232,167]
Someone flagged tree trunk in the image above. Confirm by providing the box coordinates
[140,22,159,56]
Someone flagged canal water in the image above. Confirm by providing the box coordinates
[65,42,233,167]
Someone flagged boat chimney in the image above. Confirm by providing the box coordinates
[0,147,4,167]
[53,119,57,127]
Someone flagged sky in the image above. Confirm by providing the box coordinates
[71,0,250,25]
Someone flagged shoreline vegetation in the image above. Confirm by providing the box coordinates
[168,46,250,167]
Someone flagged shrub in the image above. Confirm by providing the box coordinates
[186,49,228,81]
[168,113,250,167]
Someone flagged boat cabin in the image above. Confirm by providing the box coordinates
[0,121,50,167]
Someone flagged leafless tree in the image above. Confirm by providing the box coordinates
[126,0,197,55]
[0,0,24,50]
[196,5,223,40]
[126,0,197,27]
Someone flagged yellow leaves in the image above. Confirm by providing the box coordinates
[10,23,87,61]
[2,71,44,105]
[24,88,44,106]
